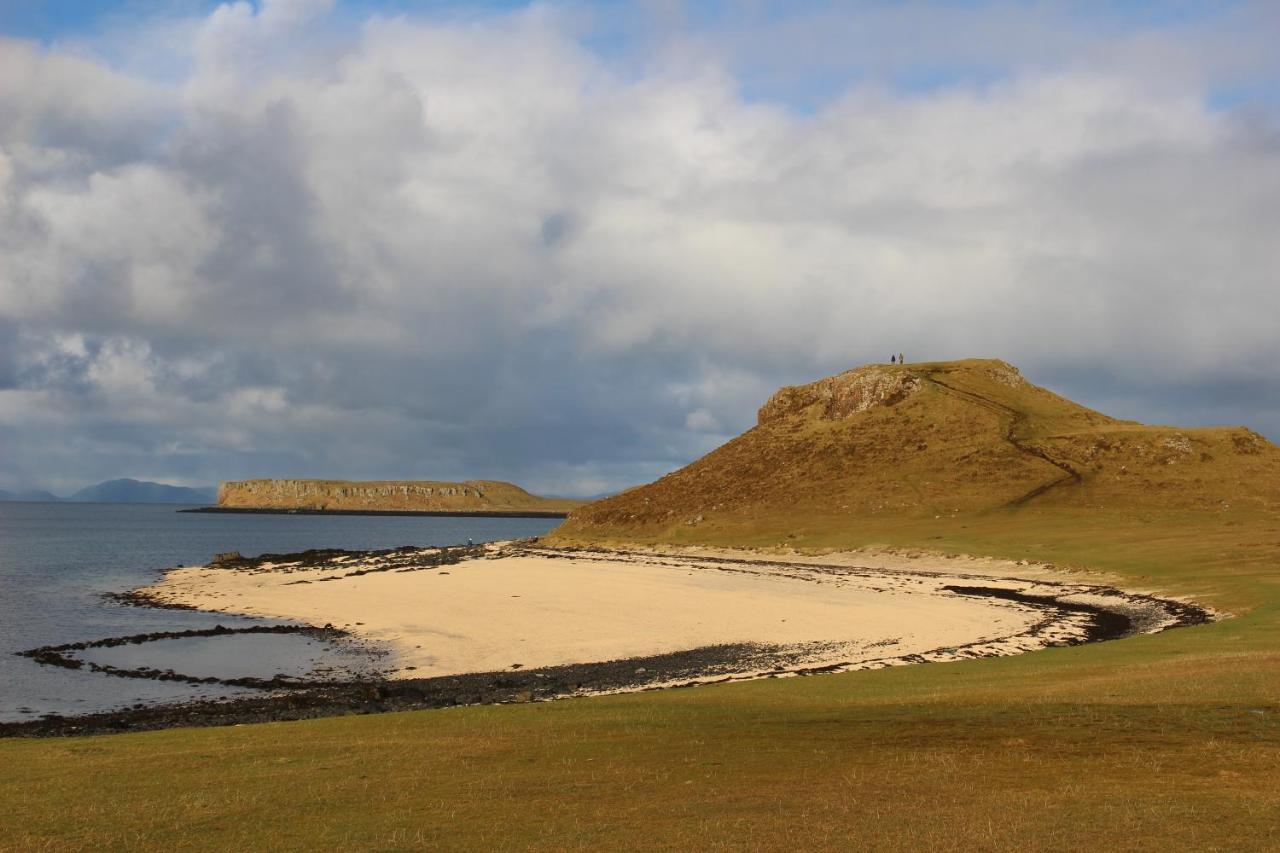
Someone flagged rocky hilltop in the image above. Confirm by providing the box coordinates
[556,358,1280,544]
[218,479,581,514]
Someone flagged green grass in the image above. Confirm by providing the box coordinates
[4,507,1280,851]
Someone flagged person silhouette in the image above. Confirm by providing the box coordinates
[899,352,904,364]
[890,354,896,364]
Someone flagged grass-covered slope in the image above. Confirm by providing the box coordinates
[555,359,1280,546]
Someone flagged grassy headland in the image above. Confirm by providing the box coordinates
[3,361,1278,850]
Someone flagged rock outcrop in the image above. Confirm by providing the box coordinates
[758,365,923,424]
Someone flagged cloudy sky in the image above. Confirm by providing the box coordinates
[1,0,1278,496]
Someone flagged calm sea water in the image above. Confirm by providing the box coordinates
[0,502,560,722]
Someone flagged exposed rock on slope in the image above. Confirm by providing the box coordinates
[758,366,923,423]
[557,359,1280,543]
[218,479,580,514]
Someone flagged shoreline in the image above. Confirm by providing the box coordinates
[2,542,1213,737]
[178,507,571,518]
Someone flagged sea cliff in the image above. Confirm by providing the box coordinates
[217,479,580,514]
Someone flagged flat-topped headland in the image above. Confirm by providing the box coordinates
[193,478,582,517]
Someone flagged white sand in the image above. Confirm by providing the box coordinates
[141,544,1152,687]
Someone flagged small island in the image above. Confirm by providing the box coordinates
[182,478,582,518]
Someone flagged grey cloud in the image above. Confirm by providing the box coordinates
[173,101,351,331]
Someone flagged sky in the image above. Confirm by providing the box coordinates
[1,0,1278,496]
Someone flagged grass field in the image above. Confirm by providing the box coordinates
[4,506,1279,851]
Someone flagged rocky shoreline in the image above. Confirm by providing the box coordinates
[14,624,372,692]
[1,641,805,737]
[1,544,1214,738]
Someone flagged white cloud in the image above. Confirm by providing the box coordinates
[0,37,173,166]
[0,2,1278,494]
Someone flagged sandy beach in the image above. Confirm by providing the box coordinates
[139,542,1200,691]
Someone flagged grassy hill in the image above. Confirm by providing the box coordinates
[555,358,1280,547]
[4,359,1280,850]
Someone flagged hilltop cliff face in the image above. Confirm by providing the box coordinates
[756,365,925,423]
[218,479,580,513]
[556,359,1280,544]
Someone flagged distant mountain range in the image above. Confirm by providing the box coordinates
[0,479,217,504]
[0,489,63,503]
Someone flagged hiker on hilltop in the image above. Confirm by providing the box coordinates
[890,354,896,364]
[899,353,904,364]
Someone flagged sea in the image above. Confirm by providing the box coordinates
[0,502,560,722]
